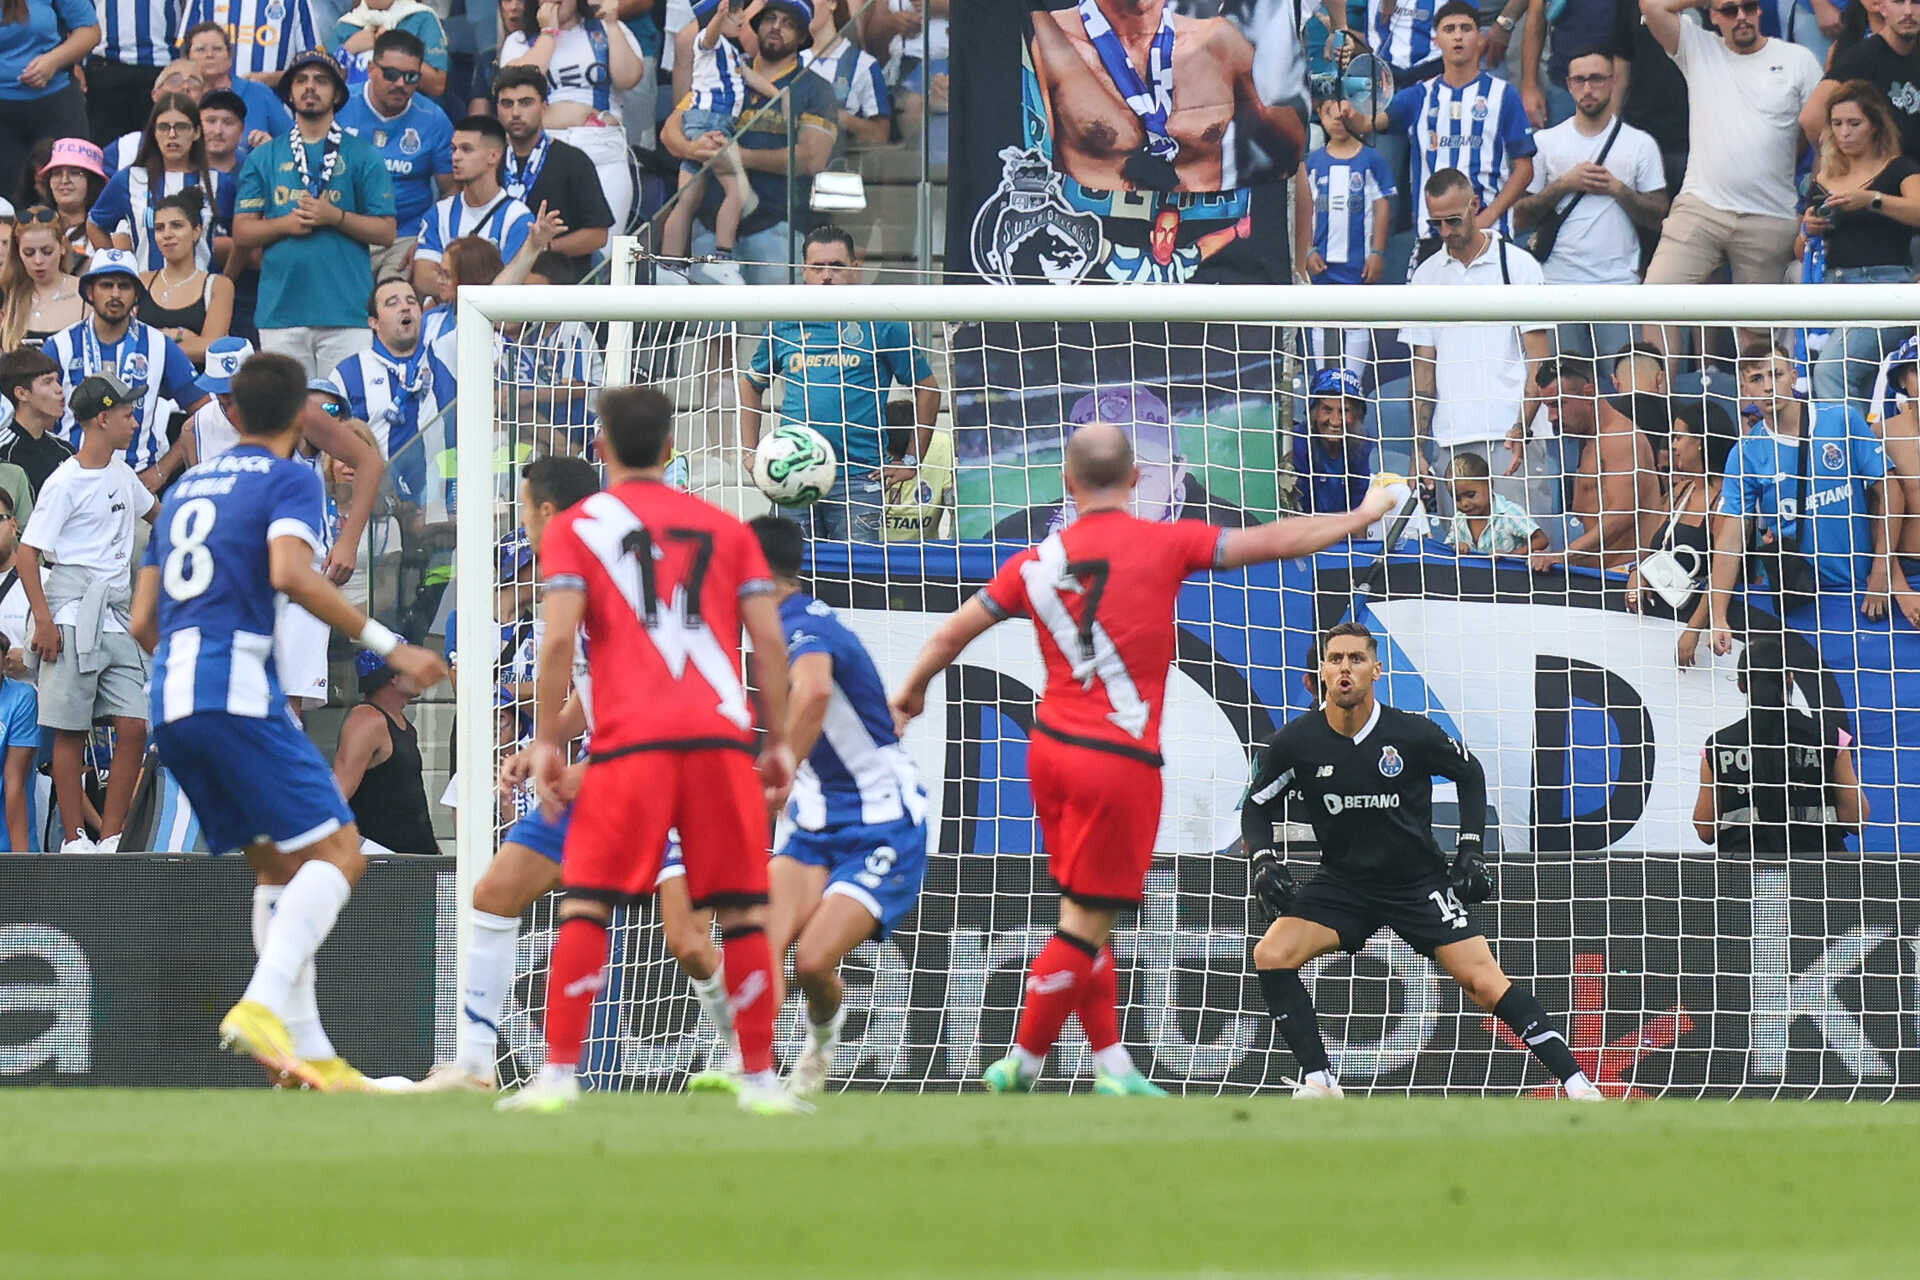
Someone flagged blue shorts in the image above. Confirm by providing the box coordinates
[504,806,683,891]
[778,813,928,939]
[679,106,738,176]
[154,710,354,856]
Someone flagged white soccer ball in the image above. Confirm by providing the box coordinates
[752,424,838,508]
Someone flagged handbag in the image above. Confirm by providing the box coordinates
[1530,118,1624,263]
[1750,426,1821,617]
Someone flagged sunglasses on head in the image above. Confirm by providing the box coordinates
[18,206,59,224]
[375,65,422,84]
[1713,2,1761,15]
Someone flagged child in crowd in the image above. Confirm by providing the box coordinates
[1446,451,1547,557]
[659,0,778,282]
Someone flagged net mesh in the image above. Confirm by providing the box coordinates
[467,284,1920,1099]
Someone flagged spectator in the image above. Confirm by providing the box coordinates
[0,2,98,201]
[881,407,954,540]
[1295,93,1392,374]
[1804,1,1920,163]
[26,139,106,274]
[492,66,615,273]
[0,206,84,349]
[333,648,439,853]
[0,487,39,850]
[101,61,208,175]
[1401,169,1557,523]
[665,0,838,283]
[1445,451,1549,555]
[87,95,235,272]
[1621,0,1693,197]
[331,276,454,508]
[470,0,532,116]
[1708,340,1918,648]
[1513,48,1669,358]
[83,0,183,146]
[43,249,207,489]
[868,0,946,148]
[1292,367,1378,516]
[1640,0,1822,343]
[1612,339,1671,395]
[180,0,323,80]
[739,224,938,541]
[1488,0,1617,128]
[17,372,155,852]
[338,28,457,281]
[331,0,452,98]
[502,0,648,231]
[183,335,253,463]
[1799,81,1920,408]
[137,190,236,365]
[1363,0,1442,85]
[320,413,394,611]
[660,0,783,286]
[1624,401,1729,665]
[806,0,893,149]
[421,235,500,366]
[180,20,294,148]
[197,89,251,177]
[0,345,75,495]
[1532,355,1663,572]
[1694,635,1865,855]
[500,248,604,454]
[1372,2,1536,243]
[411,115,536,299]
[234,50,397,380]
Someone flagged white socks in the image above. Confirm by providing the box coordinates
[251,884,334,1061]
[808,1001,847,1054]
[1011,1046,1044,1081]
[1093,1044,1135,1077]
[1305,1069,1337,1090]
[459,909,521,1077]
[690,965,734,1044]
[243,860,350,1015]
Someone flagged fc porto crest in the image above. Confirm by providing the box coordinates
[121,352,150,384]
[400,128,423,156]
[840,321,865,346]
[1822,441,1843,471]
[970,147,1102,286]
[266,0,285,18]
[1378,745,1404,778]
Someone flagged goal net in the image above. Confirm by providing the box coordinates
[453,273,1920,1099]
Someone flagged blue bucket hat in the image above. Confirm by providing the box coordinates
[197,337,255,396]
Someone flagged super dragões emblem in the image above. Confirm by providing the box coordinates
[970,147,1103,286]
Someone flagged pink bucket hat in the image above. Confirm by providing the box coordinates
[39,138,106,181]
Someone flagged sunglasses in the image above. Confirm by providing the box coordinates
[1712,2,1761,15]
[18,206,58,224]
[153,120,195,135]
[375,65,422,85]
[1426,213,1470,231]
[316,397,348,417]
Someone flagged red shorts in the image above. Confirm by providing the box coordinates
[1028,732,1163,907]
[562,747,770,908]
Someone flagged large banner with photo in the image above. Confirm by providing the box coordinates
[947,0,1309,286]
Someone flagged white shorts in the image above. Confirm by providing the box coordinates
[274,598,330,705]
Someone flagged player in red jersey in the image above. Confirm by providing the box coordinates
[499,386,801,1116]
[891,423,1399,1095]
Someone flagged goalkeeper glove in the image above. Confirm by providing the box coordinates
[1449,835,1495,905]
[1250,850,1298,920]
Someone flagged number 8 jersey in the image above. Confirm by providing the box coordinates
[146,445,330,725]
[979,512,1226,765]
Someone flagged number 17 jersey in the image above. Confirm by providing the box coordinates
[979,511,1225,764]
[538,479,775,758]
[146,444,329,725]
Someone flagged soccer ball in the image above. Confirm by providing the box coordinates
[752,424,838,508]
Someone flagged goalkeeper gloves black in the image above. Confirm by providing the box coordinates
[1449,835,1495,905]
[1250,850,1297,920]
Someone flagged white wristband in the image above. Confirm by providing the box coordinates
[358,619,400,658]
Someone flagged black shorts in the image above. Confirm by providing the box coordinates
[1287,869,1483,959]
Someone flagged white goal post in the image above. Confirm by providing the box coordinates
[452,277,1920,1097]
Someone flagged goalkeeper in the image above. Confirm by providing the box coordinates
[1240,621,1600,1102]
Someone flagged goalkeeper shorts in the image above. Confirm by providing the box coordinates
[1288,869,1484,959]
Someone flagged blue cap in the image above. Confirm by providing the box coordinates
[498,529,534,581]
[197,337,255,396]
[1310,367,1367,405]
[307,377,346,404]
[356,648,397,693]
[754,0,814,49]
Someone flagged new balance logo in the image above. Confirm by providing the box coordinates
[1026,971,1077,996]
[1316,766,1335,777]
[728,970,769,1016]
[561,971,605,999]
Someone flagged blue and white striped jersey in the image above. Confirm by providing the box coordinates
[180,0,323,75]
[780,591,926,832]
[805,41,891,122]
[145,445,328,724]
[411,189,536,265]
[1386,72,1535,235]
[43,318,203,470]
[1368,0,1435,74]
[86,168,236,270]
[97,0,182,68]
[1304,144,1395,283]
[330,338,455,517]
[688,36,747,117]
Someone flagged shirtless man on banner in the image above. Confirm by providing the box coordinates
[1028,0,1305,193]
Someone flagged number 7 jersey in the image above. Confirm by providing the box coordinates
[979,511,1226,765]
[538,480,775,758]
[146,444,330,724]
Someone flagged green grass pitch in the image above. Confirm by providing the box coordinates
[3,1090,1916,1278]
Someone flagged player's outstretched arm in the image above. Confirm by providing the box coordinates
[890,596,1001,734]
[1216,479,1401,570]
[269,536,447,689]
[130,565,160,654]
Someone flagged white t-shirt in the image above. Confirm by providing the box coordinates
[0,573,29,654]
[1400,235,1550,448]
[19,456,155,631]
[1526,117,1666,285]
[1671,23,1820,219]
[190,399,240,464]
[501,21,645,119]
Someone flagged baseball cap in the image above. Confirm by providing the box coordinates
[498,529,534,582]
[307,376,348,410]
[1310,367,1368,404]
[70,371,145,422]
[40,138,105,181]
[355,648,396,694]
[198,337,255,395]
